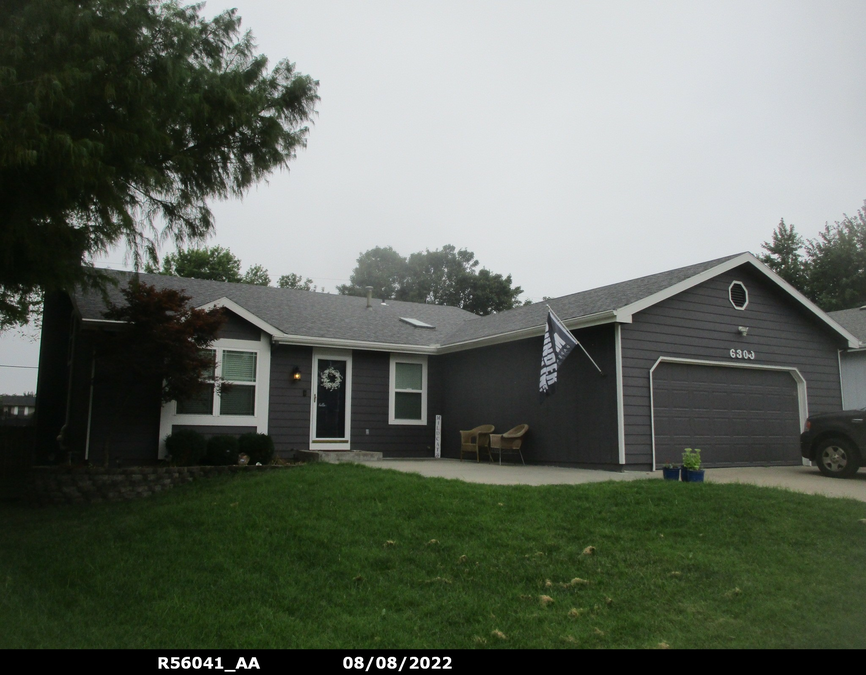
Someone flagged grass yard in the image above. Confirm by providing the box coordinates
[1,462,864,649]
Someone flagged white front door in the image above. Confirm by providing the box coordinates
[310,350,352,450]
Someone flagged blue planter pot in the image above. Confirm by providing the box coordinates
[685,469,705,483]
[662,467,680,481]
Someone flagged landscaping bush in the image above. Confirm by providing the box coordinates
[164,429,206,466]
[205,435,239,466]
[238,433,275,465]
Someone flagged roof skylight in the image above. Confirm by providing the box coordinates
[400,317,435,329]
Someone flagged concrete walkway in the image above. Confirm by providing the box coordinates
[366,458,866,502]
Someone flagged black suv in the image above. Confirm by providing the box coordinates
[800,410,864,478]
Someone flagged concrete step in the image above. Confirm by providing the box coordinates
[297,450,383,464]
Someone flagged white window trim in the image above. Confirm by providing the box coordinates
[158,333,270,458]
[389,354,428,426]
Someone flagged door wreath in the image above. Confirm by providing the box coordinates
[319,366,343,391]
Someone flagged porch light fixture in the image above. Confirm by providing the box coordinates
[291,366,302,382]
[738,326,749,337]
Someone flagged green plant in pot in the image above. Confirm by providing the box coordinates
[682,448,704,482]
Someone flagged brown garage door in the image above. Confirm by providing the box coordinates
[652,362,801,468]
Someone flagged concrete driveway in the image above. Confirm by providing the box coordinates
[367,459,866,502]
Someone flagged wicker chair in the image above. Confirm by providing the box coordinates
[489,424,529,465]
[459,424,494,462]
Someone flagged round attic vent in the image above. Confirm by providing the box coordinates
[729,281,748,310]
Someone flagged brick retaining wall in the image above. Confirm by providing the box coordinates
[22,464,291,506]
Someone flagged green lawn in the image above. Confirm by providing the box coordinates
[1,463,864,649]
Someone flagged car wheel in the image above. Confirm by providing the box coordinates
[815,438,860,479]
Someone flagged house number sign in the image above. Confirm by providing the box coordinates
[729,348,756,360]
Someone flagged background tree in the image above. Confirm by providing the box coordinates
[804,203,866,311]
[336,246,408,300]
[758,200,866,311]
[463,268,524,316]
[278,273,318,291]
[149,246,243,283]
[401,245,479,307]
[242,265,271,287]
[147,246,274,286]
[760,219,807,291]
[338,244,524,315]
[0,0,318,328]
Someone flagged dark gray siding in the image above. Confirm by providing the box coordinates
[220,312,262,341]
[438,324,619,467]
[36,297,269,466]
[350,351,439,457]
[620,264,846,468]
[83,331,164,466]
[36,293,163,466]
[268,344,314,456]
[267,347,439,458]
[35,292,75,463]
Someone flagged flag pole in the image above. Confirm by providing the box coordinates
[576,341,603,375]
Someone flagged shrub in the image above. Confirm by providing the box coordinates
[205,435,240,466]
[164,429,207,466]
[238,433,275,465]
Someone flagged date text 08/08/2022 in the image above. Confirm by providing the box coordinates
[156,655,454,673]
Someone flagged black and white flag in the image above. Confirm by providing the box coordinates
[539,308,578,401]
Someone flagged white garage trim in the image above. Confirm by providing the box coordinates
[648,356,808,470]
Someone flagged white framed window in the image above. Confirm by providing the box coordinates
[158,333,270,458]
[389,354,427,425]
[176,348,258,416]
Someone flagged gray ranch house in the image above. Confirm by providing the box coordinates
[35,252,857,470]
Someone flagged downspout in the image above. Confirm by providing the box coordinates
[84,347,96,462]
[59,313,78,464]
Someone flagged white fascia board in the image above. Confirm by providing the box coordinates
[196,297,287,339]
[436,310,622,354]
[273,334,437,354]
[615,253,756,322]
[80,318,129,329]
[743,257,860,349]
[616,252,860,349]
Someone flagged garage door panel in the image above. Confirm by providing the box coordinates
[653,363,801,468]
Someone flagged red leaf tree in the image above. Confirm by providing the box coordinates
[101,281,227,405]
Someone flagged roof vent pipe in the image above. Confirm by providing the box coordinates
[365,286,373,309]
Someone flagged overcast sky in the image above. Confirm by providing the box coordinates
[2,0,866,394]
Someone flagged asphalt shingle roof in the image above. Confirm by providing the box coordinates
[74,271,477,348]
[1,395,36,406]
[828,307,866,344]
[74,253,745,349]
[439,253,743,345]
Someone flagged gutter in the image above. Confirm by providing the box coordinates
[272,334,438,354]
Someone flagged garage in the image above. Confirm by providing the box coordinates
[651,361,803,468]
